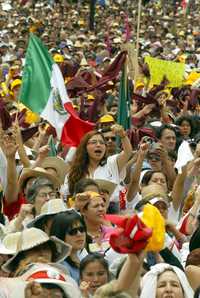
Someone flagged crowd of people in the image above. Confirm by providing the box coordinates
[1,0,200,297]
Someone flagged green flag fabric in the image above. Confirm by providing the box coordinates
[117,66,131,131]
[48,135,57,157]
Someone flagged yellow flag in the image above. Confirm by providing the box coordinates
[142,204,165,252]
[145,56,185,87]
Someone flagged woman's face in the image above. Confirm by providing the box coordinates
[179,120,191,137]
[23,244,53,264]
[16,244,53,276]
[34,186,56,215]
[86,134,106,162]
[156,270,184,298]
[65,221,86,252]
[81,260,108,294]
[83,197,106,224]
[147,153,162,171]
[149,172,168,192]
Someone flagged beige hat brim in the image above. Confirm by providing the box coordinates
[2,236,71,273]
[40,157,69,184]
[18,167,60,190]
[95,179,117,197]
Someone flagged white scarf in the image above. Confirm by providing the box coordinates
[140,263,193,298]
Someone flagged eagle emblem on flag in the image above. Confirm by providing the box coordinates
[52,88,66,115]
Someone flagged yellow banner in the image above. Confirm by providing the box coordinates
[145,56,185,87]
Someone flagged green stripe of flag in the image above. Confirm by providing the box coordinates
[117,65,131,131]
[20,34,54,113]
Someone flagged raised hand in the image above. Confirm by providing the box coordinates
[0,126,18,159]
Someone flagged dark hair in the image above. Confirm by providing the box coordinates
[194,285,200,298]
[34,214,53,232]
[168,150,177,162]
[50,210,86,242]
[175,115,194,137]
[141,170,168,188]
[68,130,107,195]
[80,253,109,280]
[73,178,100,195]
[40,283,69,298]
[50,211,86,269]
[156,124,176,140]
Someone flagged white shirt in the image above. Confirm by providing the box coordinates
[61,154,126,202]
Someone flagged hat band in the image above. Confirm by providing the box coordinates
[27,270,66,281]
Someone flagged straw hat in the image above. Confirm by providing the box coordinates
[0,242,14,255]
[2,228,71,273]
[95,179,117,197]
[26,199,68,228]
[74,41,83,48]
[18,167,60,190]
[40,157,68,184]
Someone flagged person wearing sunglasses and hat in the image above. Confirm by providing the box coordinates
[50,210,87,284]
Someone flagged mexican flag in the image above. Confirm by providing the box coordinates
[20,34,94,147]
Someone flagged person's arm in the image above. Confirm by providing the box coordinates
[0,128,19,204]
[171,164,187,211]
[114,251,145,293]
[132,103,155,119]
[111,124,133,174]
[124,151,137,185]
[31,124,47,152]
[126,143,148,202]
[30,145,50,169]
[15,122,31,168]
[185,265,200,291]
[184,187,200,235]
[5,204,34,233]
[155,143,176,189]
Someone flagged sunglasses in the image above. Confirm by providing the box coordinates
[68,226,86,236]
[104,136,116,142]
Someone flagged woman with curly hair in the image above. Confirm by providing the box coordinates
[64,125,132,202]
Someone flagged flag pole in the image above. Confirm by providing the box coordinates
[134,0,142,88]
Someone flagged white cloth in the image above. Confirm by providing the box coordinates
[0,148,7,192]
[175,141,194,174]
[140,263,194,298]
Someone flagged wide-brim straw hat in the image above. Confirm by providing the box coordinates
[95,179,117,197]
[2,228,71,273]
[27,199,68,228]
[18,167,60,190]
[40,157,69,184]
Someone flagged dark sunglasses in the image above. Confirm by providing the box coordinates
[68,226,86,236]
[105,136,116,142]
